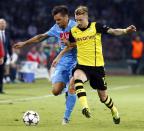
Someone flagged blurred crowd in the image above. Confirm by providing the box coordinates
[0,0,144,84]
[0,0,144,60]
[1,0,144,37]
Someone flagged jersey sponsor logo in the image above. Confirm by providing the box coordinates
[76,34,95,41]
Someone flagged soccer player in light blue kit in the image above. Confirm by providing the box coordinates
[13,5,77,125]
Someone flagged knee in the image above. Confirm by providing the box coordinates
[100,95,108,103]
[52,89,60,96]
[69,87,75,94]
[73,71,81,80]
[100,97,107,103]
[97,90,108,102]
[52,82,65,96]
[73,70,87,82]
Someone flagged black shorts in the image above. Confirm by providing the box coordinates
[72,64,107,90]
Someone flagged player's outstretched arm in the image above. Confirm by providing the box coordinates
[0,58,4,65]
[107,25,136,36]
[52,46,74,67]
[13,33,49,49]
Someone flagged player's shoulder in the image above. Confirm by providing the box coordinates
[45,24,59,35]
[91,21,96,24]
[70,25,78,32]
[68,19,76,32]
[51,24,59,30]
[69,19,76,24]
[90,21,96,27]
[68,19,77,27]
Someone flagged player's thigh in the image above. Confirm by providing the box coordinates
[97,89,108,101]
[52,82,66,96]
[90,77,107,101]
[90,76,107,90]
[51,67,69,95]
[73,69,87,82]
[51,67,69,85]
[89,66,107,90]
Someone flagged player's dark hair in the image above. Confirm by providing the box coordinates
[52,5,69,16]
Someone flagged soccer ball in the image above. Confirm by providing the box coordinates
[23,111,40,126]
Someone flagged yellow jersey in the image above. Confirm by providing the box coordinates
[70,22,105,66]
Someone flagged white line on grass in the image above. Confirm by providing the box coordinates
[109,84,143,90]
[91,84,144,92]
[0,84,143,104]
[0,94,53,104]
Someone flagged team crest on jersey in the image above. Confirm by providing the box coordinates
[60,32,70,40]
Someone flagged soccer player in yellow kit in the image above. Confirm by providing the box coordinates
[62,6,136,124]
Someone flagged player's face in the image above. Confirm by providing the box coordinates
[75,14,88,28]
[0,20,7,30]
[54,13,68,28]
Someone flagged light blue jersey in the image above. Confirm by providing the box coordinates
[46,19,77,84]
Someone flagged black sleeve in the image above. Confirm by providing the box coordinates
[7,42,12,56]
[96,22,110,34]
[69,30,76,43]
[6,33,12,56]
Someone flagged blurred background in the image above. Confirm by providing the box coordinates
[0,1,144,130]
[0,0,144,83]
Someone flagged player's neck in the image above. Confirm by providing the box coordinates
[79,21,89,29]
[63,19,69,29]
[82,21,89,28]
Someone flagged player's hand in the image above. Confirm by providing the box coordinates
[0,58,4,65]
[13,42,26,49]
[60,35,70,46]
[61,38,71,47]
[126,25,136,33]
[61,37,68,44]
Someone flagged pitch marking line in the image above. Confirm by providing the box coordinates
[110,84,143,90]
[91,84,143,92]
[0,94,53,104]
[0,84,143,104]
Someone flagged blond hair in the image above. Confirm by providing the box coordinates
[75,6,88,16]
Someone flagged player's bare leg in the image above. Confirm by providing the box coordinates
[52,82,65,96]
[51,81,76,125]
[97,90,120,124]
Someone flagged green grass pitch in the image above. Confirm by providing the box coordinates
[0,76,144,131]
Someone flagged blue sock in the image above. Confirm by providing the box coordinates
[64,92,76,120]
